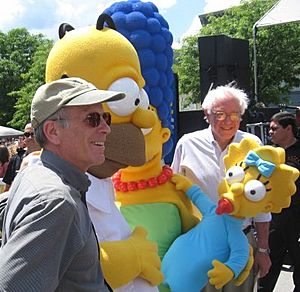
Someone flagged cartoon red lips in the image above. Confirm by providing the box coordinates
[216,198,234,215]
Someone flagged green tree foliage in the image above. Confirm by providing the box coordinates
[173,36,200,106]
[9,40,53,128]
[175,0,300,106]
[0,28,52,128]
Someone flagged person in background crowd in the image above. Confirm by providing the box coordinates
[258,111,300,292]
[295,107,300,136]
[19,123,42,171]
[0,145,10,178]
[0,77,125,291]
[2,138,26,190]
[3,123,40,191]
[7,142,19,158]
[171,84,271,292]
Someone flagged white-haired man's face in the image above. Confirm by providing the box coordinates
[205,96,241,148]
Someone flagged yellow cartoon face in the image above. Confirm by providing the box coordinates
[102,77,164,166]
[216,138,299,218]
[143,106,170,163]
[121,105,170,170]
[102,77,157,136]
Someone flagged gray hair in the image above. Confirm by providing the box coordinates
[34,108,69,148]
[202,84,249,115]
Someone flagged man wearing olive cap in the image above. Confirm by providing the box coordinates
[0,77,125,292]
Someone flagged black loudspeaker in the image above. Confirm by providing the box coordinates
[198,35,250,102]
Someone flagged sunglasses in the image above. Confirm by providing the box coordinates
[52,112,111,128]
[24,132,35,138]
[212,111,241,121]
[84,112,111,127]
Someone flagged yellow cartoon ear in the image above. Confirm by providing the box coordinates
[263,203,273,213]
[161,127,171,144]
[291,167,300,181]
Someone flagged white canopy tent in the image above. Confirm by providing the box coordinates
[253,0,300,101]
[0,126,23,138]
[256,0,300,27]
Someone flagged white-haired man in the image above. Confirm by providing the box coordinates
[172,84,271,292]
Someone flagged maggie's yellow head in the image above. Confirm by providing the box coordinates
[217,138,299,218]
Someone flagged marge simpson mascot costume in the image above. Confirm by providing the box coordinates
[162,138,299,292]
[100,2,199,291]
[46,14,163,291]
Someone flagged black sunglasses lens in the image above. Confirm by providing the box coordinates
[24,132,34,138]
[86,112,111,127]
[102,112,111,126]
[86,113,99,127]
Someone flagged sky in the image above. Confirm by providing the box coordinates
[0,0,241,48]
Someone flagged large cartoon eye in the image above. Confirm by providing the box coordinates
[107,78,149,116]
[244,180,266,202]
[225,166,245,185]
[139,88,150,110]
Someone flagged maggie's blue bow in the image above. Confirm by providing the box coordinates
[244,150,275,178]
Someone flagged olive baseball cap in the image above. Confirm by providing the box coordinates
[31,77,125,128]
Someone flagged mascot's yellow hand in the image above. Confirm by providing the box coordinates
[130,226,163,285]
[208,260,234,289]
[234,245,254,286]
[100,226,163,288]
[171,174,193,193]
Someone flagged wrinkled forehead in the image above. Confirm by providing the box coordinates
[212,95,241,112]
[63,103,104,116]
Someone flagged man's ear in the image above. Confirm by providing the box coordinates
[204,109,210,123]
[286,124,292,133]
[43,120,61,145]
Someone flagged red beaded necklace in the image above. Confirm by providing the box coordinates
[112,165,173,192]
